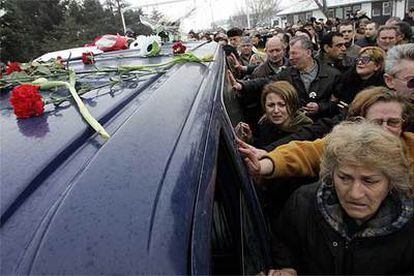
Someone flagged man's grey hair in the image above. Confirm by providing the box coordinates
[385,43,414,75]
[265,36,286,49]
[289,36,313,52]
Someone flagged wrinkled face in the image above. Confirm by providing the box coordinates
[325,36,346,60]
[266,40,285,64]
[365,101,404,137]
[385,60,414,102]
[265,93,289,125]
[289,42,311,70]
[240,43,253,56]
[334,163,390,224]
[377,29,397,51]
[339,25,354,43]
[365,23,377,38]
[229,36,242,48]
[355,54,381,79]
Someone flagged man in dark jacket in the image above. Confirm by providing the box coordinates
[338,21,361,59]
[318,31,354,72]
[233,36,342,120]
[356,21,378,47]
[251,36,288,79]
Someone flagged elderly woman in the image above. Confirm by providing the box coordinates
[335,46,386,104]
[270,121,414,274]
[235,81,312,149]
[238,86,414,187]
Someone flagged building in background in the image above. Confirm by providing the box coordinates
[274,0,413,27]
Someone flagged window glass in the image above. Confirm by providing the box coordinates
[383,1,392,15]
[293,14,299,24]
[210,137,267,275]
[336,7,344,19]
[344,6,353,18]
[372,2,382,16]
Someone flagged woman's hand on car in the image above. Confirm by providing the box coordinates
[235,122,253,142]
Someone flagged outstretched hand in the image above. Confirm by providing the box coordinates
[235,122,253,142]
[237,138,265,178]
[227,69,243,92]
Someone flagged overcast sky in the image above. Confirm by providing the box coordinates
[126,0,290,31]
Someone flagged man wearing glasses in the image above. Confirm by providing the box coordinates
[384,43,414,106]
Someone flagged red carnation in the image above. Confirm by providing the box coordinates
[10,84,45,119]
[6,62,22,75]
[82,52,95,64]
[172,41,186,55]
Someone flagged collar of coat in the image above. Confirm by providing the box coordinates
[291,59,331,79]
[316,179,414,241]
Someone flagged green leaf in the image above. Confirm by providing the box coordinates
[5,71,30,81]
[34,65,52,76]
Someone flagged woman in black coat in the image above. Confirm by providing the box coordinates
[270,121,414,275]
[335,46,386,104]
[235,81,312,150]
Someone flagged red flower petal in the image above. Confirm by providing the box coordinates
[6,62,22,75]
[10,84,44,119]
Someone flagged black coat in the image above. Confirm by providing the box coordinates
[253,111,313,149]
[240,60,342,120]
[251,58,289,79]
[335,67,386,104]
[272,183,414,274]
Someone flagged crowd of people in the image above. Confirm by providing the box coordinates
[206,11,414,275]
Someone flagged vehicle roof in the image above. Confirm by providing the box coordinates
[1,41,225,274]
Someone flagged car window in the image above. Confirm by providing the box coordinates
[210,136,268,275]
[222,69,244,127]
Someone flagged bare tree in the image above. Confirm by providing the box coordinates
[312,0,328,18]
[150,9,164,23]
[246,0,282,27]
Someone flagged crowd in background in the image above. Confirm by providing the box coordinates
[191,8,414,276]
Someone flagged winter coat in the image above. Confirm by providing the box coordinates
[253,111,313,149]
[240,60,342,119]
[317,53,354,73]
[335,67,386,104]
[264,132,414,189]
[251,58,289,79]
[355,37,377,47]
[272,182,414,274]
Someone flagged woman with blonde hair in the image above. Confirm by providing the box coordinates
[235,81,312,149]
[335,46,386,104]
[269,121,414,275]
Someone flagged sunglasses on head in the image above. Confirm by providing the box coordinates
[355,56,372,65]
[370,118,404,128]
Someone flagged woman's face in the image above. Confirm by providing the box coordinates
[265,93,289,126]
[334,163,390,224]
[355,54,381,79]
[365,101,404,137]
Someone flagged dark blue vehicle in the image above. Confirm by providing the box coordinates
[1,41,272,274]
